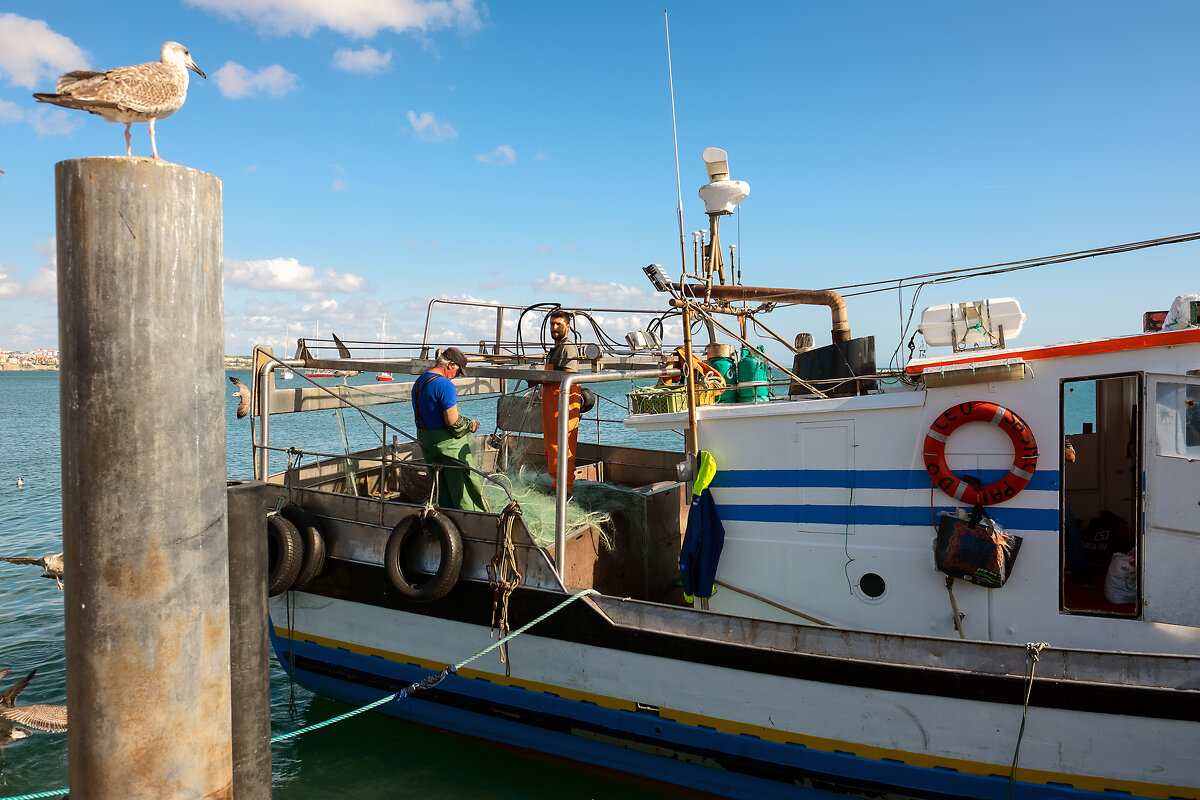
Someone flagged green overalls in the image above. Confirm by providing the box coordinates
[413,373,487,513]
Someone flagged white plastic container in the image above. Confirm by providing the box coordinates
[918,297,1025,348]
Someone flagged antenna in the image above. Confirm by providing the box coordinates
[665,11,687,283]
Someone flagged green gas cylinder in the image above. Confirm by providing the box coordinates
[736,346,771,403]
[706,346,738,403]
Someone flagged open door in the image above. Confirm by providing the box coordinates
[1060,374,1140,617]
[1142,375,1200,627]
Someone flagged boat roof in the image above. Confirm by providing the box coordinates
[905,326,1200,375]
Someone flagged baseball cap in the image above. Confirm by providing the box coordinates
[441,347,469,375]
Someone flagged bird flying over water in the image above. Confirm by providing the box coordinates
[0,670,32,746]
[32,41,205,161]
[229,376,251,419]
[0,553,64,589]
[0,669,68,734]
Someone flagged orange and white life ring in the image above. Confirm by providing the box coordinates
[922,401,1038,505]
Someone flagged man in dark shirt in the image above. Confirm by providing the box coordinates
[411,347,485,512]
[541,310,581,495]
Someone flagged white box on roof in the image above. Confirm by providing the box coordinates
[918,297,1025,348]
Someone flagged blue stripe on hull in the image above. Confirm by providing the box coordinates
[270,630,1132,800]
[710,469,1061,493]
[716,502,1058,531]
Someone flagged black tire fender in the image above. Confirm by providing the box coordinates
[280,502,327,589]
[267,513,303,596]
[384,510,464,603]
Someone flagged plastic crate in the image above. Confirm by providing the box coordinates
[628,386,687,415]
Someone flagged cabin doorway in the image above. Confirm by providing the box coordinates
[1060,374,1140,617]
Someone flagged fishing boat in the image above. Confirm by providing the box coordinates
[236,149,1200,800]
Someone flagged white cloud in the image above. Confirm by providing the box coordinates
[184,0,483,38]
[224,257,373,296]
[477,144,516,166]
[0,238,57,301]
[28,106,79,136]
[1,97,81,136]
[0,99,22,123]
[0,265,20,300]
[0,14,88,89]
[213,62,298,100]
[332,45,392,74]
[331,179,349,191]
[321,269,368,292]
[529,272,660,305]
[407,110,456,142]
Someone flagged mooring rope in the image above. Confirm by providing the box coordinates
[0,587,600,800]
[487,501,525,672]
[1004,641,1050,800]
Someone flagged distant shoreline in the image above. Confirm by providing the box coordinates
[2,364,253,372]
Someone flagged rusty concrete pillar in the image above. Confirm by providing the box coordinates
[57,157,232,799]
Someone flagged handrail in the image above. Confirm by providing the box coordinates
[253,350,513,501]
[555,368,680,579]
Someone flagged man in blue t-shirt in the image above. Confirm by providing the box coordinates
[411,347,485,512]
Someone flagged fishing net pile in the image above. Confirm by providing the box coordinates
[481,438,649,550]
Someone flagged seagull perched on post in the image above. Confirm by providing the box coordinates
[0,553,64,589]
[229,376,251,419]
[0,669,68,734]
[32,41,205,161]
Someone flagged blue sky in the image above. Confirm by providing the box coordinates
[1,1,1198,361]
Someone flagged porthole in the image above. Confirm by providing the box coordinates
[858,572,886,599]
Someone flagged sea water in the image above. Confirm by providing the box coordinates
[0,370,688,800]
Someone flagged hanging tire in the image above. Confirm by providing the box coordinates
[280,502,327,589]
[384,510,464,603]
[267,513,303,596]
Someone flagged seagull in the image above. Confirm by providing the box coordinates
[0,670,32,746]
[0,553,64,589]
[330,333,361,376]
[32,41,205,161]
[0,669,68,734]
[229,376,251,419]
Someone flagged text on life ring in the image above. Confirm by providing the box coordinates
[922,401,1038,506]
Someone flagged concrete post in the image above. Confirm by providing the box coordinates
[226,480,272,800]
[57,157,232,799]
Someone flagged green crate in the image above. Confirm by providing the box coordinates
[628,386,687,415]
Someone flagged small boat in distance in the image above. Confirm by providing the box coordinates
[304,370,334,378]
[376,319,393,381]
[281,323,294,379]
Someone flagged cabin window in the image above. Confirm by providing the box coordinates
[1154,382,1200,459]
